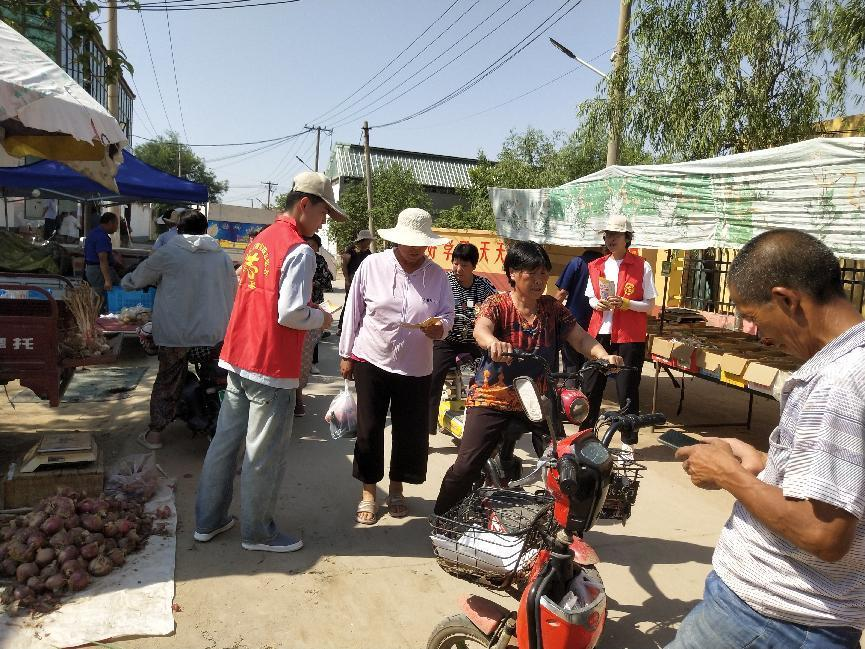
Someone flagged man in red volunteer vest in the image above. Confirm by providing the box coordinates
[583,215,657,446]
[194,171,346,553]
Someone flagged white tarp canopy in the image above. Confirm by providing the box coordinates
[490,137,865,260]
[0,20,127,191]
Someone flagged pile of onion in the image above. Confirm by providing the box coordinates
[0,491,164,614]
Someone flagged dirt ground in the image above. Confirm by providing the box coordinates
[0,284,791,649]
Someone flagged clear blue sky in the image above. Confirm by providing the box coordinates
[116,0,621,206]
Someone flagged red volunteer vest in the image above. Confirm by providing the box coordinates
[220,216,307,380]
[587,252,648,344]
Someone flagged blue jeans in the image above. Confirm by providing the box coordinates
[195,371,296,544]
[666,571,862,649]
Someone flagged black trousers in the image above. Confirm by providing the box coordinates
[427,339,483,436]
[434,407,543,515]
[583,334,646,442]
[337,275,353,332]
[352,361,431,485]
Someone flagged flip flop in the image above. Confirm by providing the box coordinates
[137,431,162,450]
[356,499,377,525]
[386,495,408,519]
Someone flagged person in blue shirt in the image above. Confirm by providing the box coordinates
[555,247,603,374]
[84,212,121,307]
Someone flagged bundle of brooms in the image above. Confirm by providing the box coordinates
[61,285,111,358]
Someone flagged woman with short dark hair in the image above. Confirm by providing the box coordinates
[427,242,497,438]
[434,240,622,515]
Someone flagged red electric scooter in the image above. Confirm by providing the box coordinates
[428,351,664,649]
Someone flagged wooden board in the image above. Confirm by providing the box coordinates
[1,449,103,508]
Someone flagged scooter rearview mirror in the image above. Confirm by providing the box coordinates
[513,376,544,422]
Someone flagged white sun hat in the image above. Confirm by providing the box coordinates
[377,208,451,247]
[598,214,634,233]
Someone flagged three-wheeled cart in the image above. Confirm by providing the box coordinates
[0,273,120,406]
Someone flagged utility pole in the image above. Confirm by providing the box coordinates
[361,121,375,252]
[260,181,278,210]
[106,0,119,119]
[304,124,333,172]
[607,0,632,167]
[177,145,181,177]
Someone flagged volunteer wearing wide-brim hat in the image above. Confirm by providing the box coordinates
[583,214,657,440]
[339,208,455,525]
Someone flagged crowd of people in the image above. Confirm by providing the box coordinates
[82,168,863,647]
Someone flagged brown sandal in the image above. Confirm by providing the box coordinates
[386,495,408,518]
[356,500,377,525]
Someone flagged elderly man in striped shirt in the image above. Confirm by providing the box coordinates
[669,229,864,649]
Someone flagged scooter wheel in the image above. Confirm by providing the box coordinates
[427,614,490,649]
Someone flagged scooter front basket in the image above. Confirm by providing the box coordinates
[430,488,554,591]
[599,449,646,523]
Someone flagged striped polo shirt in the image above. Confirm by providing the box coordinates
[713,320,865,629]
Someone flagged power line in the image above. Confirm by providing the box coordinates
[138,10,175,135]
[309,0,465,124]
[103,0,301,11]
[372,0,585,129]
[132,130,308,147]
[207,137,299,169]
[324,0,484,126]
[267,130,313,182]
[163,2,190,143]
[330,0,535,129]
[393,46,613,130]
[119,38,159,139]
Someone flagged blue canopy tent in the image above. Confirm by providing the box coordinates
[0,149,208,203]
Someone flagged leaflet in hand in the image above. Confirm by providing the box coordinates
[399,316,441,329]
[598,277,615,301]
[319,299,342,315]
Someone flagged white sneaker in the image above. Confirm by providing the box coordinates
[311,365,321,375]
[193,517,236,542]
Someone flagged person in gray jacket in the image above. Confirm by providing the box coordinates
[122,210,236,449]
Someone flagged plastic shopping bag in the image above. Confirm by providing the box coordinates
[324,380,358,440]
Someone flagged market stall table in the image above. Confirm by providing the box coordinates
[646,320,801,429]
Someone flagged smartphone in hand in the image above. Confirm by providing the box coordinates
[658,429,701,450]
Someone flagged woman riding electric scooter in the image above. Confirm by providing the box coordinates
[433,241,623,517]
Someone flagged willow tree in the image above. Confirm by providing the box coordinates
[581,0,865,161]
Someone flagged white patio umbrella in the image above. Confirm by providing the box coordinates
[0,19,127,191]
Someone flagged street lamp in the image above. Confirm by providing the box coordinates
[549,36,623,167]
[548,38,608,79]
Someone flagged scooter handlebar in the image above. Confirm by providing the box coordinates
[556,456,579,497]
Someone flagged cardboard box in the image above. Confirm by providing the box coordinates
[742,362,780,395]
[650,337,698,372]
[699,350,724,380]
[720,351,750,387]
[744,359,797,398]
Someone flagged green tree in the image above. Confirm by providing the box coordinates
[134,131,229,202]
[580,0,865,161]
[436,123,653,230]
[3,1,137,85]
[813,0,865,108]
[310,163,430,254]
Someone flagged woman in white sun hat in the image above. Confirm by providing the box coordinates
[338,208,456,525]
